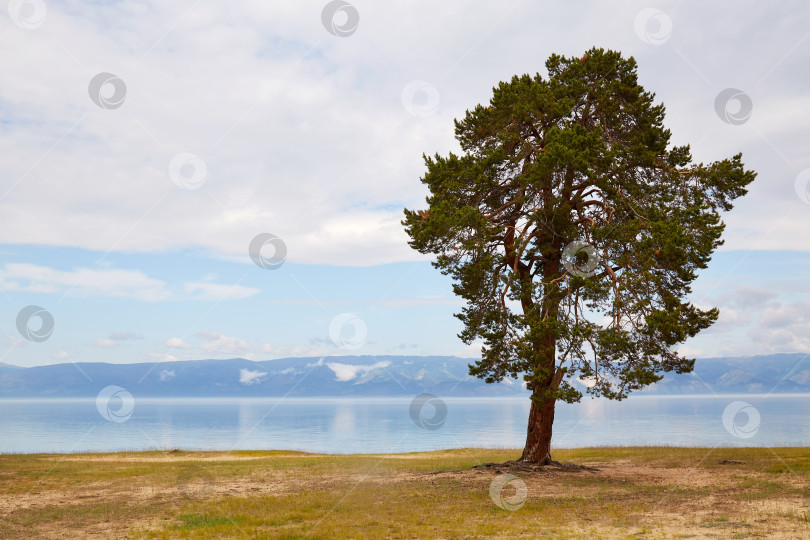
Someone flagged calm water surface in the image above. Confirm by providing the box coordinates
[1,395,808,454]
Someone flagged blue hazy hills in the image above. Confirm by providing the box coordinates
[0,353,808,397]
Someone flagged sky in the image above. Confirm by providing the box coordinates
[2,0,810,368]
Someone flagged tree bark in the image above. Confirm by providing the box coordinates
[521,394,556,464]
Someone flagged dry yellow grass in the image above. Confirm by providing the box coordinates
[1,446,808,538]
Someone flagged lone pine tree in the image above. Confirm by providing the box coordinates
[403,48,755,464]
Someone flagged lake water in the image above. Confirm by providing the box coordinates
[1,395,808,454]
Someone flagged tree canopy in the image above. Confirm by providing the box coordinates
[403,47,756,463]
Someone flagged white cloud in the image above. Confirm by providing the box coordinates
[702,306,753,335]
[326,360,391,382]
[456,342,484,358]
[92,338,118,348]
[200,332,251,355]
[692,298,810,356]
[577,377,597,388]
[239,368,267,385]
[0,263,259,302]
[261,343,332,358]
[677,346,703,357]
[0,2,432,266]
[109,331,144,341]
[0,263,169,302]
[3,2,804,265]
[717,286,777,311]
[147,352,179,363]
[5,336,26,348]
[159,369,176,381]
[184,282,260,300]
[166,337,192,349]
[52,351,69,359]
[377,297,464,308]
[759,302,810,329]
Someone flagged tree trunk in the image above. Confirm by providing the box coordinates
[521,394,556,464]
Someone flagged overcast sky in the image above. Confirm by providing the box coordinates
[2,0,810,368]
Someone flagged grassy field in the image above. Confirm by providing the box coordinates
[1,446,808,538]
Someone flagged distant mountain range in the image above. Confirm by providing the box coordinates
[0,353,808,398]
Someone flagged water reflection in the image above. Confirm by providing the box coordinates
[0,395,808,454]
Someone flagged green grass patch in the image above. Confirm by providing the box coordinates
[174,513,248,530]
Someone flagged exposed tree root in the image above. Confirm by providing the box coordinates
[473,459,599,473]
